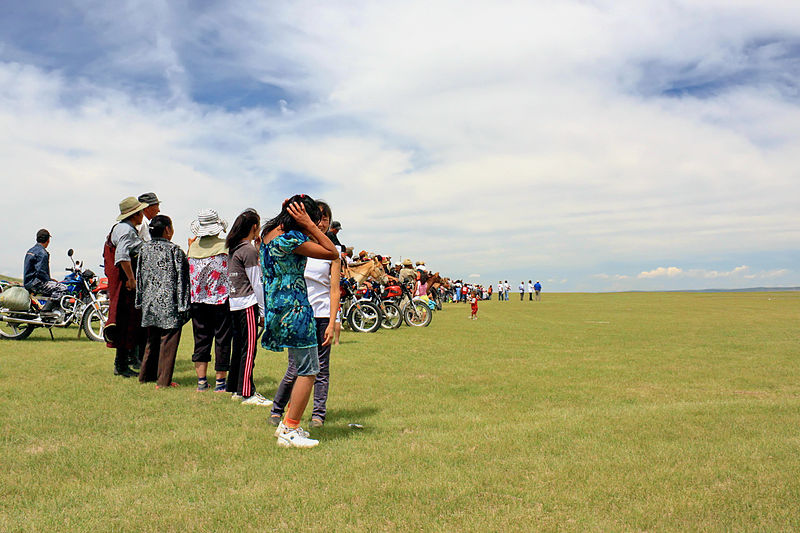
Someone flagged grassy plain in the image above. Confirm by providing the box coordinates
[1,292,799,531]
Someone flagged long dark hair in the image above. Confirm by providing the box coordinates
[261,194,321,238]
[226,209,260,250]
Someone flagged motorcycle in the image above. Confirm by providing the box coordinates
[0,249,109,341]
[339,277,382,333]
[356,283,403,330]
[382,281,433,327]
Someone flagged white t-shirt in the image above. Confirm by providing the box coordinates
[305,257,332,318]
[138,221,152,242]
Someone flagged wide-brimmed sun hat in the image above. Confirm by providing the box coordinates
[402,258,413,267]
[190,209,228,237]
[117,196,149,221]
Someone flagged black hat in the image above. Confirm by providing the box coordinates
[138,192,160,206]
[36,229,51,243]
[330,221,342,230]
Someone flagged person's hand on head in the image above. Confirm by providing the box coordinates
[287,202,316,233]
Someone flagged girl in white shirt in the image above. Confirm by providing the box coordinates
[269,200,341,429]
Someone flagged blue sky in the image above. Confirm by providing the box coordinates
[1,0,798,291]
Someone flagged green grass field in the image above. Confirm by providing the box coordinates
[2,292,799,531]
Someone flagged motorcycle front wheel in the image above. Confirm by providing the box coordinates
[379,302,402,329]
[403,301,433,327]
[81,304,108,342]
[0,315,35,340]
[347,302,382,333]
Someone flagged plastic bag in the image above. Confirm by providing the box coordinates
[0,286,32,311]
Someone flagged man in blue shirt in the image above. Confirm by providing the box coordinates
[23,229,68,313]
[534,280,542,301]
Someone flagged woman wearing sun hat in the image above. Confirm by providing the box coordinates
[187,209,233,392]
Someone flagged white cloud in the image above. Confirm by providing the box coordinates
[638,267,684,279]
[469,274,480,278]
[0,1,799,289]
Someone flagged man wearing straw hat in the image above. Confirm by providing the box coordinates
[187,209,233,392]
[104,196,148,378]
[399,258,416,286]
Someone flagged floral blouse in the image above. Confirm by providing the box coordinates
[260,230,316,351]
[189,254,229,305]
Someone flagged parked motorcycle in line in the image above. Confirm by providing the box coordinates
[0,249,109,341]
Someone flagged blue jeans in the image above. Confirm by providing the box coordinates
[271,318,331,421]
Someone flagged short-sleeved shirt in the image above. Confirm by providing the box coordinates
[305,257,332,318]
[189,254,229,305]
[228,242,261,313]
[260,230,316,351]
[111,221,143,265]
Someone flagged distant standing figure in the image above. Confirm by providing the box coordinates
[470,291,478,320]
[504,280,511,301]
[527,280,534,301]
[497,281,503,301]
[326,220,342,248]
[518,281,524,301]
[534,280,542,301]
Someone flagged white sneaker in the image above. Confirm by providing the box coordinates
[241,393,273,407]
[231,393,243,401]
[276,426,318,448]
[274,421,310,438]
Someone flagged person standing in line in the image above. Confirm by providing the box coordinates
[261,194,339,448]
[104,196,148,378]
[270,200,341,429]
[504,280,511,301]
[518,281,525,301]
[187,209,232,392]
[534,280,542,301]
[326,220,342,248]
[136,215,190,389]
[527,280,534,301]
[226,209,271,407]
[497,281,503,301]
[137,192,161,243]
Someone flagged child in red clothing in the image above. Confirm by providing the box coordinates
[469,290,478,320]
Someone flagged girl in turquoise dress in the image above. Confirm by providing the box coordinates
[260,194,339,448]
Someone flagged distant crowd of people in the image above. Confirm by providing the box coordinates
[447,280,542,303]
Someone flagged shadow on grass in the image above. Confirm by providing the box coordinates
[13,334,89,343]
[171,359,279,391]
[316,406,380,441]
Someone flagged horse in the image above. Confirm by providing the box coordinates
[345,258,390,286]
[425,272,442,295]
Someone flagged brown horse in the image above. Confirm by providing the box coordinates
[345,259,390,286]
[425,272,442,296]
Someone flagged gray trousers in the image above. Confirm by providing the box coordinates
[271,318,332,421]
[29,280,68,310]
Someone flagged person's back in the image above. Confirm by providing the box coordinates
[23,242,50,291]
[23,229,68,313]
